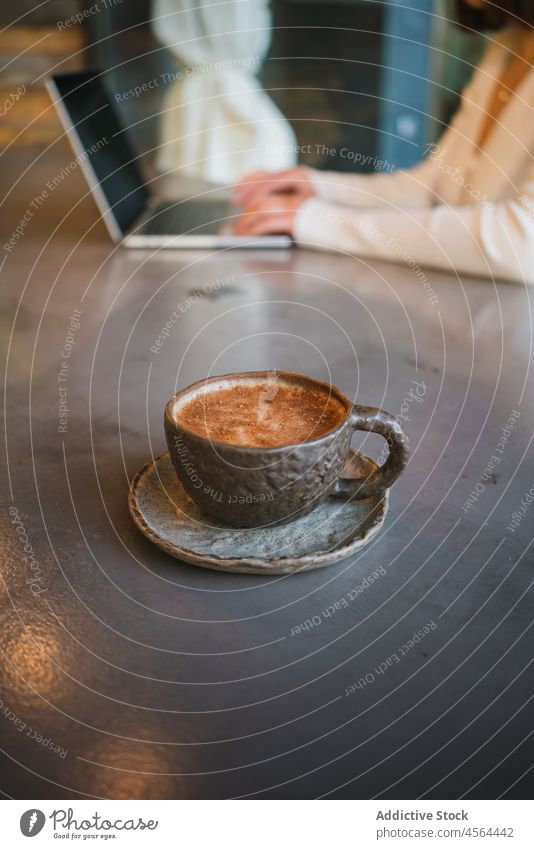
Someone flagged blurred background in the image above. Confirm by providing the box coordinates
[1,0,485,182]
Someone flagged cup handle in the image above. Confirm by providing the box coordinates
[331,405,409,500]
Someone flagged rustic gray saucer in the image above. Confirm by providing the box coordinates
[128,451,388,575]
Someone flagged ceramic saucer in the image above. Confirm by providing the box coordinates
[128,450,388,575]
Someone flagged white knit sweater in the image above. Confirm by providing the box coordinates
[294,32,534,284]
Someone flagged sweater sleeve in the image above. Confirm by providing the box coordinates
[306,157,436,210]
[304,70,479,211]
[293,159,534,285]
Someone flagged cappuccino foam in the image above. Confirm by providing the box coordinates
[175,380,346,447]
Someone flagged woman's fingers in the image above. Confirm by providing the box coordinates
[232,171,271,206]
[234,210,294,236]
[236,168,309,207]
[232,167,314,208]
[233,194,305,236]
[233,179,307,210]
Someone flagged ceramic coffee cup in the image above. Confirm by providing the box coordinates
[164,370,409,528]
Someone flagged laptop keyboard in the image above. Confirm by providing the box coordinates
[140,200,236,236]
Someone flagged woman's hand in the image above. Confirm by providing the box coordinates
[232,167,316,209]
[233,194,307,237]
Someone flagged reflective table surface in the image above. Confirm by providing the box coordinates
[1,149,533,799]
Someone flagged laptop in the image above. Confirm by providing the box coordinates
[46,72,292,250]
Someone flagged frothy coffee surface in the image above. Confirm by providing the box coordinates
[175,380,346,447]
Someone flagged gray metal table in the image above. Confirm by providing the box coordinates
[1,148,533,799]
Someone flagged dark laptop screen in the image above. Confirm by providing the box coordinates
[51,72,149,234]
